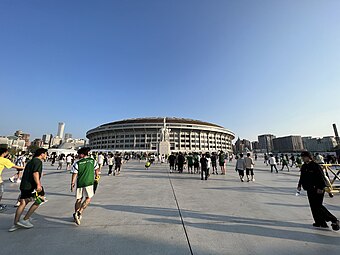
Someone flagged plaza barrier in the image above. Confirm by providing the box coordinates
[322,164,340,194]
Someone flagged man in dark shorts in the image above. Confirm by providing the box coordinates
[211,152,218,175]
[9,148,48,232]
[114,153,122,176]
[168,153,176,173]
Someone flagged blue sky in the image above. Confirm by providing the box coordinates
[1,0,339,141]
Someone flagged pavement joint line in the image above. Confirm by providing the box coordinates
[168,170,194,255]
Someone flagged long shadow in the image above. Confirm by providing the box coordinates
[266,202,309,208]
[90,203,339,245]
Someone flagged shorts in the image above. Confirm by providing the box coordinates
[20,189,35,199]
[76,185,94,200]
[219,162,225,167]
[0,183,4,196]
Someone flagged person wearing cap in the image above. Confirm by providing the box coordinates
[297,151,339,231]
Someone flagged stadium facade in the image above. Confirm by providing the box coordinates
[86,117,235,153]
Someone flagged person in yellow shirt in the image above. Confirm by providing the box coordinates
[0,148,24,212]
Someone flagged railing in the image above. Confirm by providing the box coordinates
[322,164,340,194]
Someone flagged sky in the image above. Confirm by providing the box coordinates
[0,0,340,141]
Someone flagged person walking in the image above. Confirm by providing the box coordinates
[245,153,255,182]
[114,153,122,176]
[71,147,99,226]
[177,152,185,173]
[108,154,114,176]
[97,152,104,174]
[297,151,339,231]
[57,154,64,170]
[187,153,194,174]
[211,152,218,175]
[168,153,176,173]
[235,153,246,182]
[9,148,48,232]
[200,153,208,180]
[66,154,73,171]
[0,148,24,212]
[219,151,226,175]
[281,157,290,172]
[9,152,26,183]
[269,154,278,173]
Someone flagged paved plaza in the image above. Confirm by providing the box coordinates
[0,160,340,255]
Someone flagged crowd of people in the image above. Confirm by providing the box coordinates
[0,146,339,232]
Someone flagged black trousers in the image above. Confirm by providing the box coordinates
[178,164,184,173]
[270,164,278,173]
[108,165,113,175]
[201,167,209,180]
[246,168,254,176]
[307,189,337,225]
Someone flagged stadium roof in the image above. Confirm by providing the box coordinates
[99,117,224,128]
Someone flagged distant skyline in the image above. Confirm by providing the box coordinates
[1,1,339,141]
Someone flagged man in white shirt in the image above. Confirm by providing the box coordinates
[97,153,104,174]
[269,154,278,173]
[235,154,246,182]
[245,153,255,182]
[66,154,73,171]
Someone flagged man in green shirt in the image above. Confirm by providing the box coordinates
[9,148,48,232]
[71,147,99,225]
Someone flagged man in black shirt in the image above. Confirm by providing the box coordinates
[297,151,339,231]
[9,148,48,232]
[200,153,208,180]
[177,152,185,173]
[168,153,176,173]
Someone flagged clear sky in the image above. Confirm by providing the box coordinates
[1,0,339,141]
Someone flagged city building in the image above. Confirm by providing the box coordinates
[258,134,276,153]
[50,137,62,148]
[87,117,235,153]
[57,122,65,140]
[64,133,72,140]
[0,136,26,151]
[302,136,337,152]
[234,138,252,154]
[252,141,260,151]
[31,138,43,147]
[272,135,304,153]
[42,134,53,147]
[59,139,86,150]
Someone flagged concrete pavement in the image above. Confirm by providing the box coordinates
[0,160,339,255]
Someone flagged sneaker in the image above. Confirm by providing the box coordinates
[0,205,7,212]
[9,177,15,183]
[14,201,21,207]
[78,212,83,221]
[252,178,255,182]
[313,223,329,229]
[331,220,340,231]
[16,179,21,184]
[73,213,80,225]
[8,224,20,232]
[17,219,34,229]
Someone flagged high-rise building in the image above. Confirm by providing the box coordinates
[64,133,72,140]
[21,133,31,147]
[258,134,276,153]
[302,136,337,152]
[42,134,52,146]
[14,130,23,137]
[57,122,65,139]
[252,141,259,151]
[272,136,304,153]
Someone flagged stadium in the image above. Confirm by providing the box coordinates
[86,117,235,153]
